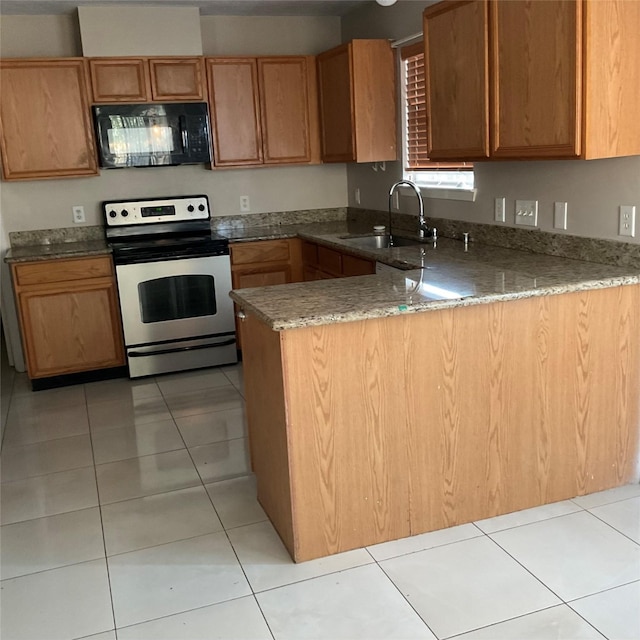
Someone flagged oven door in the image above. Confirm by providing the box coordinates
[115,255,234,346]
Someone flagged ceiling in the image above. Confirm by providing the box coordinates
[0,0,373,17]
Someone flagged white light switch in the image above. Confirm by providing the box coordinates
[554,202,568,230]
[515,200,538,227]
[494,197,506,223]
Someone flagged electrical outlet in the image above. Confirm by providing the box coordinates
[619,205,636,237]
[494,197,506,222]
[72,205,85,224]
[355,188,361,205]
[515,200,538,227]
[554,202,568,230]
[240,195,250,212]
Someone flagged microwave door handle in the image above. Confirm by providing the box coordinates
[180,116,189,153]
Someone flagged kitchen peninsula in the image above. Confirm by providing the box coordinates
[230,234,640,562]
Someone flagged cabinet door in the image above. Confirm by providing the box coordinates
[207,58,263,166]
[17,279,125,378]
[149,58,206,101]
[317,44,355,162]
[0,59,98,181]
[491,0,581,158]
[89,58,151,102]
[258,57,311,164]
[423,0,489,159]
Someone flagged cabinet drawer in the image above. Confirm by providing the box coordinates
[342,254,375,277]
[317,245,342,276]
[231,239,291,266]
[13,256,113,287]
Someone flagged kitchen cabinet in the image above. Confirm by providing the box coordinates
[11,256,125,380]
[206,56,319,167]
[423,0,640,160]
[317,39,397,163]
[0,58,98,181]
[302,240,375,281]
[89,57,205,103]
[230,238,304,347]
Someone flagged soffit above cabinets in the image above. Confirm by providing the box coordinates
[0,0,372,17]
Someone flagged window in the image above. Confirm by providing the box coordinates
[400,42,474,194]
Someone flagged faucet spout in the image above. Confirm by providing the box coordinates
[388,179,431,241]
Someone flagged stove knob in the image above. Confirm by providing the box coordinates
[187,205,195,212]
[198,204,205,212]
[121,209,129,217]
[108,210,117,218]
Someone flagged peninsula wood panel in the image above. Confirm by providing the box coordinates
[242,284,640,561]
[0,58,98,180]
[149,58,206,101]
[423,0,489,159]
[490,0,581,157]
[89,58,151,102]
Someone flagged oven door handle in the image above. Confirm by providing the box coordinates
[128,338,236,358]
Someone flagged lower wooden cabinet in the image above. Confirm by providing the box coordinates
[11,255,125,379]
[301,240,375,280]
[230,238,303,348]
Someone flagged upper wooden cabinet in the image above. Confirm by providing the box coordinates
[423,0,640,161]
[89,57,206,103]
[206,56,319,167]
[317,39,397,163]
[0,58,98,181]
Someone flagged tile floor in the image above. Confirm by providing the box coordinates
[1,360,639,640]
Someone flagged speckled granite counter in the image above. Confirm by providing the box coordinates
[229,225,640,330]
[5,239,111,263]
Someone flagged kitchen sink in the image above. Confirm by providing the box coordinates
[340,235,425,250]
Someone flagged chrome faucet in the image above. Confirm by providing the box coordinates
[388,179,431,245]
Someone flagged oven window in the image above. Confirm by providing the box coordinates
[138,275,217,323]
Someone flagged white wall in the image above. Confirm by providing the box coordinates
[342,0,640,244]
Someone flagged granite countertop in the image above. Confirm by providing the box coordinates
[228,225,640,331]
[5,239,111,263]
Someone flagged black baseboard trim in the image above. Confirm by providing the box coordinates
[31,366,129,391]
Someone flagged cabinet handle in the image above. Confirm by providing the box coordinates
[236,310,246,321]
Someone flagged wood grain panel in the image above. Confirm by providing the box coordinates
[149,58,205,101]
[89,58,150,102]
[583,0,640,159]
[14,256,112,286]
[0,58,98,180]
[206,58,262,166]
[423,0,490,159]
[258,57,311,164]
[317,246,342,277]
[342,254,375,277]
[230,239,291,265]
[491,0,581,158]
[241,313,296,553]
[305,56,322,165]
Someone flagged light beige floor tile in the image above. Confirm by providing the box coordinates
[91,419,184,464]
[491,511,640,601]
[3,403,89,446]
[1,466,98,525]
[164,385,243,418]
[589,496,640,543]
[9,384,86,411]
[571,483,640,509]
[9,373,37,397]
[108,532,251,628]
[101,485,223,556]
[228,520,373,592]
[220,363,242,388]
[570,580,640,640]
[454,604,605,639]
[117,596,272,640]
[156,367,233,396]
[176,406,246,448]
[205,475,267,530]
[88,395,172,432]
[474,499,583,534]
[1,433,93,482]
[96,449,200,504]
[85,377,161,405]
[367,523,482,562]
[190,438,250,483]
[380,536,560,639]
[76,632,117,640]
[0,559,113,640]
[257,563,435,640]
[1,507,104,579]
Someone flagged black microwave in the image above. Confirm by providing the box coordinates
[93,102,212,168]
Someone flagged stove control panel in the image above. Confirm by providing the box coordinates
[104,195,210,226]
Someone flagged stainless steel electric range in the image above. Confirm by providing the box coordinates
[104,195,237,378]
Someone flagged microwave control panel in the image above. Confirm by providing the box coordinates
[104,195,210,226]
